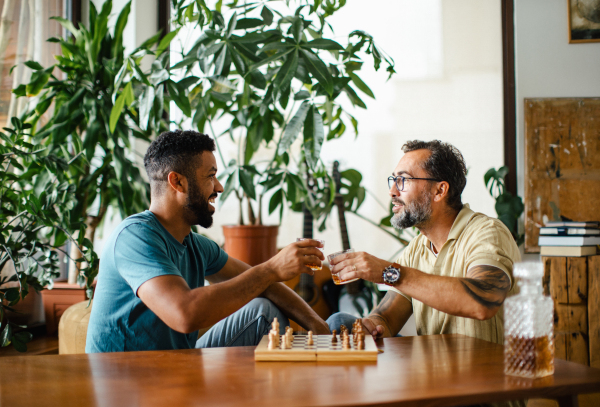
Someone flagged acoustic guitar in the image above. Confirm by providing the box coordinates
[284,203,332,332]
[332,161,364,295]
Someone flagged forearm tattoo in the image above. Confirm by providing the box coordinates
[459,265,511,309]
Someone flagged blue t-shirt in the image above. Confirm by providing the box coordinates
[85,210,228,353]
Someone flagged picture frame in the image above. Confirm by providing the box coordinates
[568,0,600,43]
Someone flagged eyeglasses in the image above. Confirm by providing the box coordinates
[388,175,442,191]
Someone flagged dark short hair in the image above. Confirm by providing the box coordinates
[144,130,215,187]
[401,140,467,211]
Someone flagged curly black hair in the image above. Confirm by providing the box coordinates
[401,140,467,212]
[144,130,216,190]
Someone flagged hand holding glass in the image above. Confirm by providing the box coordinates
[327,249,359,285]
[296,238,324,271]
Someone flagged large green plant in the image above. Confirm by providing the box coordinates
[484,166,524,245]
[0,118,97,352]
[15,0,177,285]
[170,0,395,224]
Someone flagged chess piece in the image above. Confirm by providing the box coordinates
[268,332,277,350]
[342,336,350,350]
[331,330,337,344]
[307,331,314,346]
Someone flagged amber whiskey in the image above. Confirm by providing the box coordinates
[504,262,554,378]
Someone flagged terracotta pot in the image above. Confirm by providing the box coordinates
[222,225,279,266]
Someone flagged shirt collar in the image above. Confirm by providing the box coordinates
[421,203,475,249]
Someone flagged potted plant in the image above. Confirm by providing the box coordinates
[484,166,524,245]
[169,0,395,264]
[0,118,97,351]
[15,0,179,285]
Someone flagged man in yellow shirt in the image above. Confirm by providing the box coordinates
[329,140,520,345]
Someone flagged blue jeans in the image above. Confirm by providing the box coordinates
[195,298,289,348]
[326,312,362,333]
[327,312,404,337]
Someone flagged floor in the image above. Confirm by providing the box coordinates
[0,330,59,357]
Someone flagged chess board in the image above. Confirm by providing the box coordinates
[254,334,379,362]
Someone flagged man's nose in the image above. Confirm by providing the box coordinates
[215,177,224,193]
[388,182,399,198]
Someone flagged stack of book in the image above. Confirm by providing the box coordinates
[538,221,600,257]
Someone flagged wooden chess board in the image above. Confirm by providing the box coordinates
[254,334,379,362]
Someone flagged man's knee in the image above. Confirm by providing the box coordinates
[326,312,357,332]
[244,298,288,333]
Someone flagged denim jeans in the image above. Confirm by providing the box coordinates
[195,298,289,348]
[327,312,404,338]
[326,312,363,333]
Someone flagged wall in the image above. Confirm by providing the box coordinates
[514,0,600,260]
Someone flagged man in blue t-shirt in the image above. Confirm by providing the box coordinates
[86,130,329,353]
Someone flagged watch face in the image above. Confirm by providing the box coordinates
[384,267,400,284]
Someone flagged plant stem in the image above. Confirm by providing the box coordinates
[349,211,410,246]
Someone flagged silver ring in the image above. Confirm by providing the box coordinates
[352,265,357,272]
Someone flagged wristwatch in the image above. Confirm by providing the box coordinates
[382,263,401,285]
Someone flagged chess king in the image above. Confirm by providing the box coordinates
[327,140,524,403]
[86,130,330,353]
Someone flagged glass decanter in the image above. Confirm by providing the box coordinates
[504,261,554,378]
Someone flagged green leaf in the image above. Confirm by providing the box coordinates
[166,80,192,117]
[247,48,294,73]
[26,71,51,97]
[49,17,79,38]
[349,72,374,99]
[24,60,44,70]
[236,18,263,30]
[261,6,273,26]
[303,105,324,170]
[123,82,134,107]
[0,324,11,347]
[291,16,303,43]
[109,92,126,133]
[238,168,256,200]
[12,84,26,97]
[305,38,344,51]
[226,12,238,38]
[278,101,310,155]
[269,188,284,214]
[156,28,180,56]
[220,171,237,203]
[112,1,131,57]
[294,90,310,100]
[343,85,367,109]
[274,50,298,94]
[300,49,333,95]
[139,86,155,131]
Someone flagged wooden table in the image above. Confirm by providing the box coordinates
[2,334,600,407]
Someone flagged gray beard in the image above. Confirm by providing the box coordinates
[391,192,432,230]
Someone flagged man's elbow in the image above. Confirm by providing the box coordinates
[472,306,499,321]
[164,304,204,334]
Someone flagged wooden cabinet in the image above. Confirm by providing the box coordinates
[542,255,600,369]
[40,283,88,335]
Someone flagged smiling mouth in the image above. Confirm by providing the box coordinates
[392,201,404,212]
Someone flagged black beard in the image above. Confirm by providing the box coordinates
[184,175,214,228]
[391,191,432,230]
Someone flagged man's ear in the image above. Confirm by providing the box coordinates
[167,171,187,193]
[432,181,450,203]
